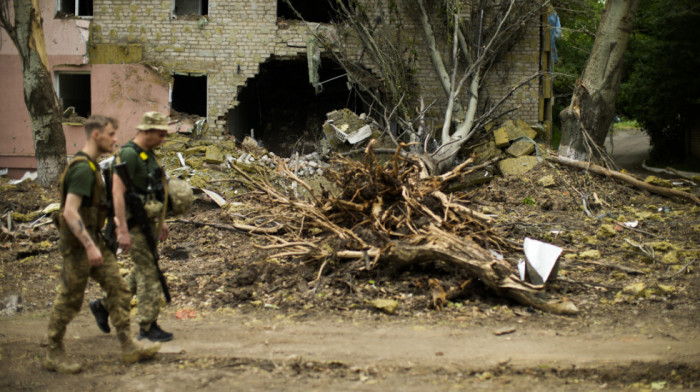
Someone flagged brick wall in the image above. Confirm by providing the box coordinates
[91,0,542,137]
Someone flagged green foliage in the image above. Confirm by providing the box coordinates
[522,196,536,206]
[617,0,700,167]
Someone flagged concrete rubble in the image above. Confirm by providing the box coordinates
[158,114,550,202]
[470,119,546,177]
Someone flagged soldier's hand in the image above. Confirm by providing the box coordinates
[87,246,103,266]
[117,227,132,253]
[159,222,169,242]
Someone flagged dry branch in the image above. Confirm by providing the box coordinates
[172,218,282,234]
[547,155,700,205]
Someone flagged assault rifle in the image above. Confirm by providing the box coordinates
[114,163,171,303]
[102,167,118,254]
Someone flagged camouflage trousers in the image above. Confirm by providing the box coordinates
[125,226,164,330]
[47,235,132,348]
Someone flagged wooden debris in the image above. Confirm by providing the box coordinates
[228,140,579,315]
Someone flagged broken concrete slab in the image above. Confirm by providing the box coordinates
[183,146,207,156]
[514,119,540,140]
[493,120,538,146]
[506,140,535,157]
[497,156,540,176]
[204,145,225,164]
[322,109,376,153]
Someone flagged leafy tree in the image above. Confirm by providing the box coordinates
[618,0,700,168]
[557,0,642,162]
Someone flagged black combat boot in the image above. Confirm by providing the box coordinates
[138,321,173,342]
[89,299,111,333]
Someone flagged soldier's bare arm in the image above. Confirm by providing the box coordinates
[63,193,103,266]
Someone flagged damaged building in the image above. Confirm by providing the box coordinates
[0,0,555,176]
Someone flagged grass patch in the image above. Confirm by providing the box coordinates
[613,119,640,130]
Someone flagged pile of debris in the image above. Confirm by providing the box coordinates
[231,140,579,315]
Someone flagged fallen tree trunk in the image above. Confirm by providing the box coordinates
[547,155,700,205]
[338,226,578,315]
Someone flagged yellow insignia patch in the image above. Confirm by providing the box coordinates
[140,152,148,161]
[88,161,97,172]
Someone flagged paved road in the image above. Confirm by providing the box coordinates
[605,127,652,176]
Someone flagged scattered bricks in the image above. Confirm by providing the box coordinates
[506,140,535,157]
[497,156,539,176]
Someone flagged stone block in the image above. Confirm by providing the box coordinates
[497,156,539,176]
[537,175,556,187]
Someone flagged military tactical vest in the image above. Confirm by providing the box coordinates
[116,141,166,205]
[56,153,107,248]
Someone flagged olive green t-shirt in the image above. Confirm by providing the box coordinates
[64,153,97,208]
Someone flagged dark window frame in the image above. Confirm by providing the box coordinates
[54,72,92,118]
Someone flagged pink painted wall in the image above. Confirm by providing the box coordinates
[91,64,170,149]
[0,1,169,178]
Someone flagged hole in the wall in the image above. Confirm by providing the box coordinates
[57,0,93,17]
[174,0,208,16]
[55,73,91,118]
[277,0,348,23]
[227,56,366,157]
[171,74,207,117]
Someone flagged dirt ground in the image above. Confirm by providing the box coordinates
[1,130,699,391]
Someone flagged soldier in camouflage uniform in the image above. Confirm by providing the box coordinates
[46,115,160,374]
[90,111,174,342]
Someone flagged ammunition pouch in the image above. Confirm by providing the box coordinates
[144,199,164,218]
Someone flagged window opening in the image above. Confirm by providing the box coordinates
[55,72,91,118]
[173,0,208,16]
[171,74,207,117]
[277,0,347,23]
[57,0,93,17]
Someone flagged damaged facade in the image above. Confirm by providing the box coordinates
[0,0,554,177]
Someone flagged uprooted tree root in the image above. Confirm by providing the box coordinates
[231,140,578,315]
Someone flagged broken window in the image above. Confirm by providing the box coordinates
[55,72,91,118]
[171,74,207,117]
[277,0,347,23]
[173,0,208,16]
[228,56,365,156]
[56,0,93,17]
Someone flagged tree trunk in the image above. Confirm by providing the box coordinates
[558,0,641,161]
[7,0,66,186]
